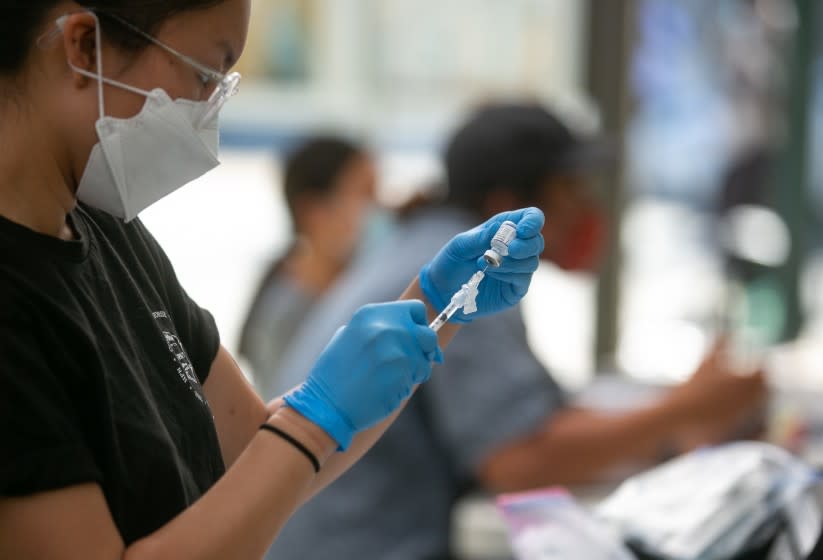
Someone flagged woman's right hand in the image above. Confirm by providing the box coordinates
[283,300,442,451]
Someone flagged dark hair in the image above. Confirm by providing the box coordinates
[282,136,364,231]
[1,1,224,77]
[443,103,603,217]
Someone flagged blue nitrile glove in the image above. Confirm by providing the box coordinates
[419,207,545,322]
[284,300,443,451]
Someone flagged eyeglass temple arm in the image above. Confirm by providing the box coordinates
[47,11,225,82]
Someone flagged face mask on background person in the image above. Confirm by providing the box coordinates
[354,205,397,260]
[49,12,240,222]
[552,206,607,272]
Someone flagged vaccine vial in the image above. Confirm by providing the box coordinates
[483,221,518,267]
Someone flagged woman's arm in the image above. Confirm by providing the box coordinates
[205,277,460,499]
[0,406,333,560]
[477,343,767,491]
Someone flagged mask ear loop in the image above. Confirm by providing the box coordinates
[55,13,154,112]
[91,12,105,119]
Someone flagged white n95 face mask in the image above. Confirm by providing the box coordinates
[76,90,220,222]
[68,14,222,222]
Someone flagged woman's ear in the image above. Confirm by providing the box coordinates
[60,12,99,88]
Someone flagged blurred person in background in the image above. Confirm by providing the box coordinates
[266,102,769,560]
[239,136,380,397]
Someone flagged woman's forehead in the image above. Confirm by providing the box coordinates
[155,0,250,66]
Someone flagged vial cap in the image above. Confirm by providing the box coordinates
[483,249,503,267]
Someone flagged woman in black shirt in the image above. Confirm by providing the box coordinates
[0,1,544,558]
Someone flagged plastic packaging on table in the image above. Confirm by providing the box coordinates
[596,442,821,560]
[497,488,635,560]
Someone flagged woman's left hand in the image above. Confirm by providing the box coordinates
[419,207,545,322]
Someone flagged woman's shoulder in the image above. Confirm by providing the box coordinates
[76,204,158,249]
[0,247,60,320]
[76,204,171,278]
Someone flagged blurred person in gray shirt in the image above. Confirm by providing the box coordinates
[266,103,767,560]
[239,136,384,397]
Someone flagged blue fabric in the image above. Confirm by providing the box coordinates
[240,272,313,399]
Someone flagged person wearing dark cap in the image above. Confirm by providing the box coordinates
[264,103,768,560]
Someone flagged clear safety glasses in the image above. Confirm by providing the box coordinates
[40,11,241,128]
[106,14,241,127]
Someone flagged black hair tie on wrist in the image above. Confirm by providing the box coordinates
[259,424,321,473]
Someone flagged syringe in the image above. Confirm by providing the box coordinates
[429,270,486,332]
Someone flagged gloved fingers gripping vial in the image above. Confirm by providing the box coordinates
[429,220,518,332]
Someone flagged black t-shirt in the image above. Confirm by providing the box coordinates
[0,204,225,545]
